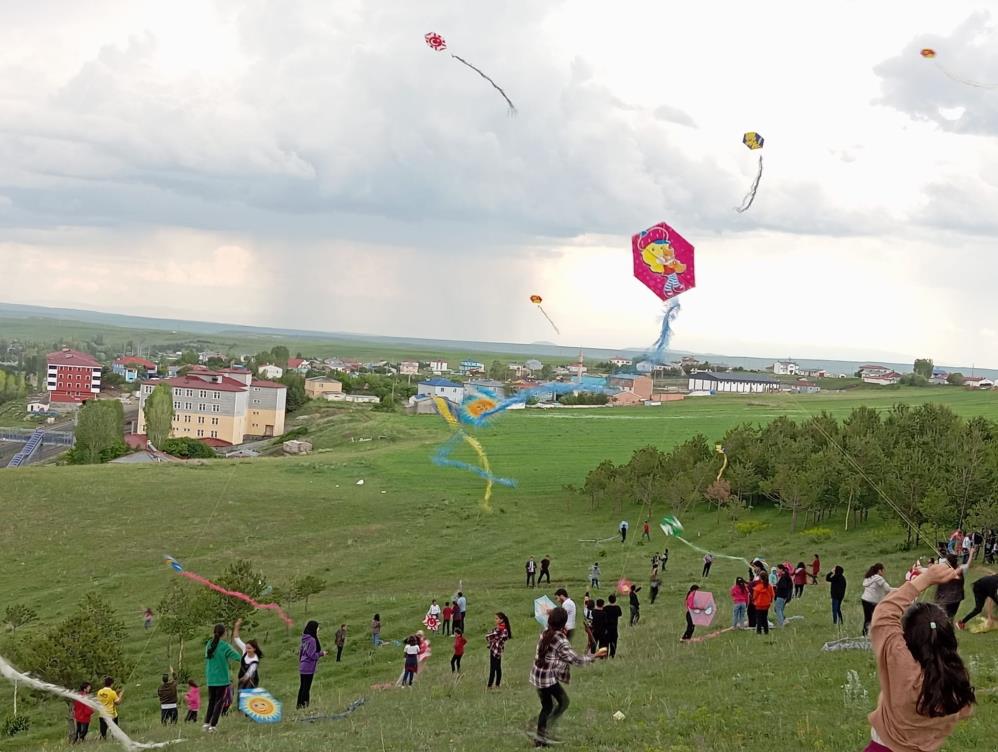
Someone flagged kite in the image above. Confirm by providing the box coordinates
[822,637,871,652]
[425,32,517,114]
[530,294,560,335]
[659,516,751,567]
[736,132,765,213]
[0,654,182,751]
[534,595,557,627]
[616,578,634,595]
[164,555,293,627]
[298,697,366,723]
[431,395,516,511]
[632,221,695,363]
[715,444,728,483]
[422,613,441,633]
[689,591,717,627]
[238,688,283,724]
[920,47,998,89]
[683,626,735,644]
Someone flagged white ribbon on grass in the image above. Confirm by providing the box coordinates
[0,654,183,751]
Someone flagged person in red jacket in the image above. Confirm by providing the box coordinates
[793,562,808,599]
[73,682,95,743]
[752,577,775,635]
[810,554,821,585]
[451,628,467,673]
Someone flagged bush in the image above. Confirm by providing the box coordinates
[803,526,834,544]
[735,520,769,537]
[2,715,30,737]
[161,438,216,459]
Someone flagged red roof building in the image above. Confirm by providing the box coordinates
[47,349,101,404]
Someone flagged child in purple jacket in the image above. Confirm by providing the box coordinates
[296,620,327,708]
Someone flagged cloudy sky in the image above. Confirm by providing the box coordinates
[2,1,998,365]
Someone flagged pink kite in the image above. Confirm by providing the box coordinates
[164,555,293,627]
[631,221,696,302]
[422,614,440,632]
[616,578,634,595]
[689,590,717,627]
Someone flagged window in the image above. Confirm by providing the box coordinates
[199,390,207,398]
[185,402,192,410]
[199,404,207,412]
[184,415,191,423]
[252,387,260,392]
[212,404,220,413]
[253,399,261,405]
[198,416,205,424]
[210,431,218,438]
[186,389,193,397]
[213,391,220,400]
[196,429,204,437]
[211,417,219,425]
[173,401,181,410]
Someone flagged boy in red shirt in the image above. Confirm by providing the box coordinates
[451,628,467,672]
[442,603,453,636]
[73,682,95,742]
[810,554,821,584]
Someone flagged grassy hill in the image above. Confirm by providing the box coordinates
[1,390,997,751]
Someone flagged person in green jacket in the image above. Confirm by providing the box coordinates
[203,623,241,732]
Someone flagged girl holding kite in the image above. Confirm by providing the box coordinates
[681,585,700,641]
[203,623,241,732]
[865,563,974,752]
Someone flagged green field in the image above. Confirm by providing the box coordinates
[1,389,997,751]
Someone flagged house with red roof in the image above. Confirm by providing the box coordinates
[136,367,287,446]
[112,355,158,383]
[287,357,311,375]
[46,349,101,405]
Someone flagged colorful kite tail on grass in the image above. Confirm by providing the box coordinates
[0,655,183,751]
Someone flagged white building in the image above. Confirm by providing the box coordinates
[258,364,284,379]
[400,360,420,376]
[610,358,633,368]
[773,360,799,376]
[688,371,780,394]
[417,378,464,404]
[429,360,448,374]
[863,371,902,386]
[963,376,994,389]
[859,364,892,378]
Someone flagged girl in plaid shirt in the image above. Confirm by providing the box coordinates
[529,606,607,746]
[485,612,512,688]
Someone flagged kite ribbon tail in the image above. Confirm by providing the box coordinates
[0,655,181,751]
[935,61,998,89]
[674,535,750,568]
[735,154,763,213]
[179,572,294,627]
[537,306,560,335]
[651,300,681,363]
[450,54,517,114]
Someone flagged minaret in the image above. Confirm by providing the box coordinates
[576,349,584,383]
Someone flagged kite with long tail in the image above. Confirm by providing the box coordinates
[920,48,998,89]
[0,655,182,751]
[735,132,764,213]
[425,32,517,114]
[164,556,293,626]
[659,515,751,567]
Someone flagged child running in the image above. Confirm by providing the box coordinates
[529,606,607,747]
[866,562,975,752]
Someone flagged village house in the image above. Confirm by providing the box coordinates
[459,360,485,375]
[112,355,158,383]
[610,357,633,368]
[608,373,654,400]
[399,360,420,376]
[258,364,284,379]
[416,377,464,404]
[305,376,343,399]
[46,349,101,406]
[287,358,311,375]
[862,370,902,386]
[963,376,994,389]
[773,360,800,376]
[466,378,507,398]
[688,371,780,394]
[429,360,449,374]
[859,364,892,379]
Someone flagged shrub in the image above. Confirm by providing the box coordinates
[2,715,30,737]
[803,527,834,544]
[161,438,216,459]
[735,520,769,537]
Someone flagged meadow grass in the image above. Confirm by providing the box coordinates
[1,389,997,751]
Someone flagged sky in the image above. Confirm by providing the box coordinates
[2,1,998,365]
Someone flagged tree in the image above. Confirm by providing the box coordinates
[179,349,199,365]
[21,594,130,742]
[157,581,206,676]
[270,346,290,368]
[280,372,307,411]
[540,364,554,380]
[913,358,934,380]
[4,604,37,633]
[947,372,965,386]
[487,360,506,381]
[197,560,267,627]
[162,437,216,459]
[100,367,126,389]
[145,383,175,448]
[292,575,326,613]
[69,400,126,464]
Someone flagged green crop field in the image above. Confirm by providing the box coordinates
[1,390,997,751]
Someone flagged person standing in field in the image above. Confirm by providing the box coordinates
[862,564,893,637]
[371,613,382,647]
[774,564,794,627]
[184,680,200,723]
[539,556,552,584]
[619,520,629,543]
[810,554,821,584]
[529,606,607,747]
[935,554,970,620]
[650,553,661,579]
[751,575,774,635]
[681,585,700,641]
[334,624,348,661]
[456,592,468,632]
[442,602,454,636]
[402,636,419,687]
[203,624,240,731]
[826,565,847,625]
[600,595,622,657]
[589,562,601,590]
[451,628,467,673]
[554,589,577,642]
[96,676,123,739]
[589,599,606,653]
[628,585,642,626]
[793,562,808,598]
[486,612,512,689]
[157,669,178,725]
[730,577,749,628]
[641,519,651,542]
[72,682,94,742]
[957,573,998,630]
[649,574,662,604]
[702,554,714,578]
[865,563,975,752]
[526,556,537,588]
[661,548,669,570]
[296,620,327,709]
[143,608,154,630]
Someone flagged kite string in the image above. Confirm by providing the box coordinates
[735,154,763,213]
[934,61,998,89]
[0,655,182,751]
[451,54,517,114]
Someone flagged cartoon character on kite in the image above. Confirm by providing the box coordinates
[632,222,695,302]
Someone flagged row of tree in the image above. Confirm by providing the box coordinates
[581,403,998,546]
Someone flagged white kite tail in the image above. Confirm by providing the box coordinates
[934,61,998,89]
[672,535,750,567]
[0,654,183,751]
[735,154,763,213]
